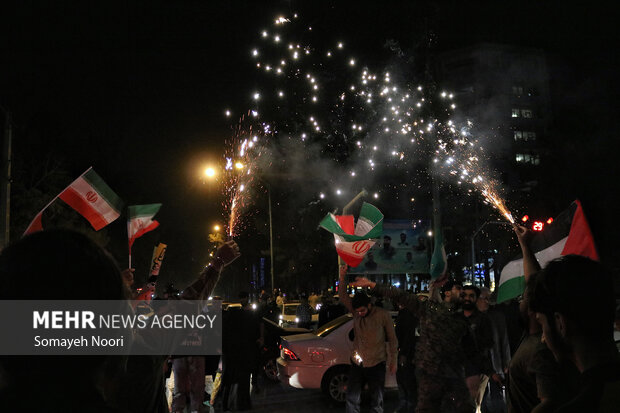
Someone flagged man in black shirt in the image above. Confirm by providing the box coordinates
[529,255,620,413]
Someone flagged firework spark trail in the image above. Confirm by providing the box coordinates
[222,112,269,237]
[223,12,515,229]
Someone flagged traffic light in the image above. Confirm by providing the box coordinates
[521,214,553,231]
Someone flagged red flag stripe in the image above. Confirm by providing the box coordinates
[128,221,160,249]
[23,211,44,236]
[59,187,109,231]
[335,215,355,235]
[561,200,599,260]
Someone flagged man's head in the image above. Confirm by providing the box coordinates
[406,252,412,262]
[529,255,615,361]
[367,251,375,262]
[400,233,407,243]
[0,229,126,391]
[383,235,392,248]
[477,287,491,312]
[462,285,480,311]
[441,280,463,304]
[351,292,372,317]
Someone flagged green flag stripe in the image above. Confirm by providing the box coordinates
[128,204,162,219]
[82,169,123,212]
[497,275,525,303]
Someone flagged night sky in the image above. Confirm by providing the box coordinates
[2,1,618,289]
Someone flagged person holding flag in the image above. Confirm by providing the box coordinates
[353,273,476,413]
[338,264,398,413]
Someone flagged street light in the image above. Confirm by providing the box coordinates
[204,167,216,179]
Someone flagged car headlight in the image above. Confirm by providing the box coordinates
[295,317,299,323]
[279,315,283,320]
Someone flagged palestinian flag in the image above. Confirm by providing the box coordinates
[128,204,162,251]
[58,167,123,231]
[497,200,598,303]
[319,202,384,267]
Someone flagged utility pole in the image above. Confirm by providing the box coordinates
[0,109,12,249]
[268,187,274,292]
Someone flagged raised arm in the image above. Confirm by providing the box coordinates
[352,277,421,316]
[338,264,354,313]
[181,240,240,300]
[514,224,540,283]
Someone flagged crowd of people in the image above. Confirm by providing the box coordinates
[339,225,619,413]
[0,224,618,413]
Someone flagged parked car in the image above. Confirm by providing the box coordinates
[276,313,398,403]
[261,317,311,381]
[278,302,319,328]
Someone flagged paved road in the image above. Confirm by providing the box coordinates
[206,376,400,413]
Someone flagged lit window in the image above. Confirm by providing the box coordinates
[516,154,524,162]
[513,131,523,141]
[522,109,533,118]
[512,86,524,95]
[526,131,537,140]
[511,109,520,118]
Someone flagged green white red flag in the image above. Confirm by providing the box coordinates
[128,204,162,252]
[497,199,598,303]
[319,202,384,267]
[23,167,122,236]
[59,167,123,231]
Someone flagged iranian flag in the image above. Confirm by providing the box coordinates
[497,199,598,303]
[58,167,123,231]
[319,202,384,267]
[128,204,162,251]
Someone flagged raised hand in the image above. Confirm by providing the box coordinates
[121,268,135,287]
[513,224,533,247]
[214,240,241,268]
[351,276,376,289]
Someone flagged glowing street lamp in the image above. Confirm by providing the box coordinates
[204,167,216,179]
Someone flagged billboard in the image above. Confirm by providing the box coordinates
[348,219,431,275]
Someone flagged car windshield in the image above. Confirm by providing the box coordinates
[315,314,352,337]
[283,304,299,315]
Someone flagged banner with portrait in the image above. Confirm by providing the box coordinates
[348,219,431,274]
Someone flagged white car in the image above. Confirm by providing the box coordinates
[278,302,319,328]
[277,313,398,403]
